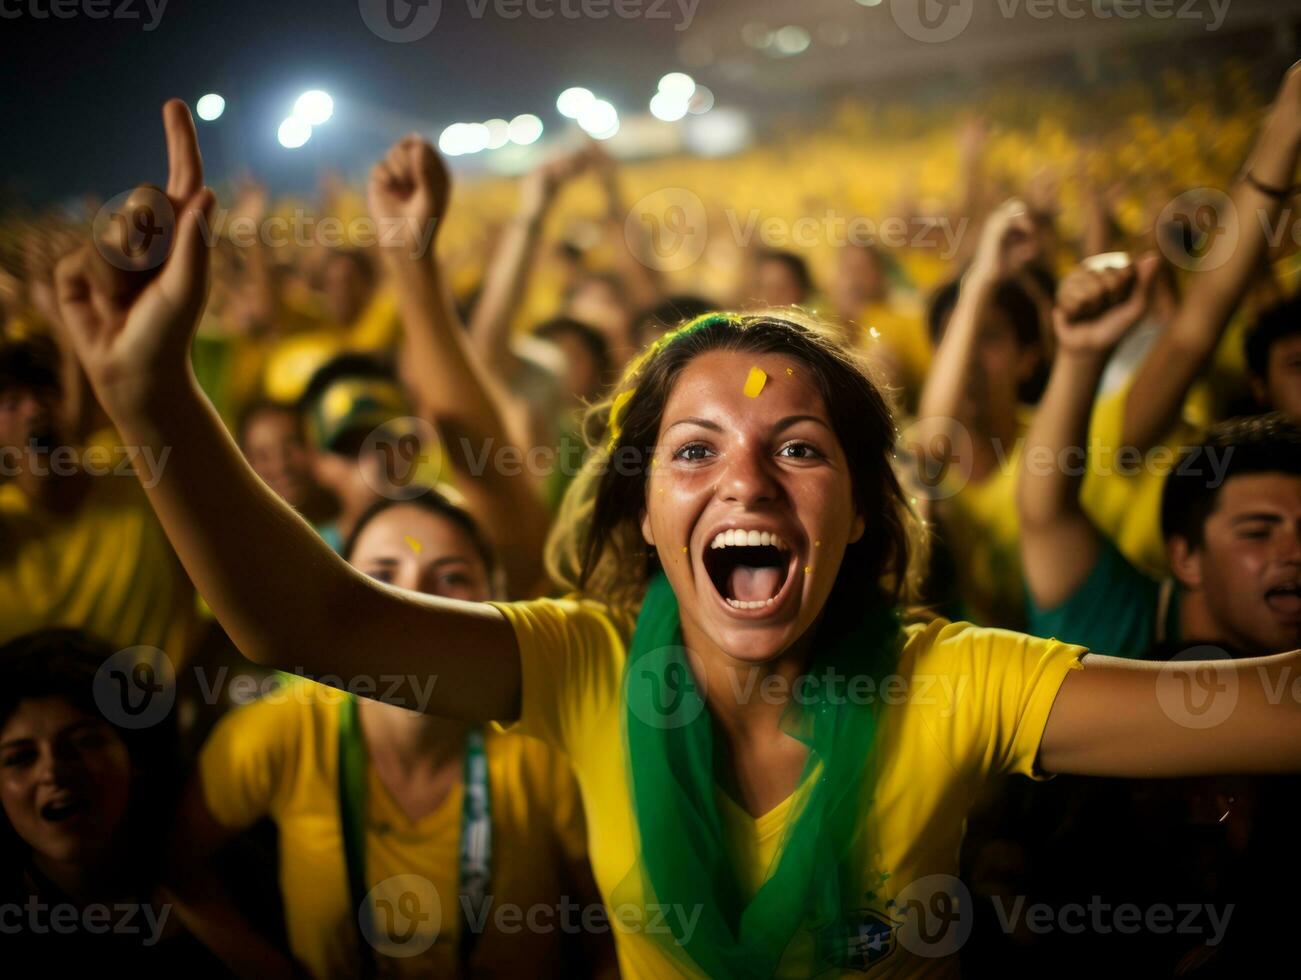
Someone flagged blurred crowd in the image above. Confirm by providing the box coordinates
[1,55,1300,977]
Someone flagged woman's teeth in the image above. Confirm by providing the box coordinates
[726,597,776,610]
[709,529,789,550]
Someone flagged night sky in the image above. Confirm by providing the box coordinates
[0,0,697,204]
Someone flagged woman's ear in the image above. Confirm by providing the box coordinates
[640,509,656,547]
[849,513,866,544]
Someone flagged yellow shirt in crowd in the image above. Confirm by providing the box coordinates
[0,429,196,664]
[199,684,589,979]
[491,597,1084,979]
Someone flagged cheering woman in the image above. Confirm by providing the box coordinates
[55,96,1301,978]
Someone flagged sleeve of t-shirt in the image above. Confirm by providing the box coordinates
[197,694,307,829]
[488,596,629,755]
[1025,537,1158,658]
[904,620,1087,782]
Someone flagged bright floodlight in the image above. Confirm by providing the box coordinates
[657,72,696,100]
[774,26,811,55]
[294,90,334,126]
[196,94,225,122]
[556,87,595,119]
[689,85,715,115]
[484,118,510,150]
[508,113,544,146]
[650,91,689,123]
[278,116,312,149]
[577,100,618,137]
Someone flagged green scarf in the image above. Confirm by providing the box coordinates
[621,571,900,978]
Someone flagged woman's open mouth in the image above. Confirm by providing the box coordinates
[1265,582,1301,620]
[39,796,92,824]
[702,529,798,614]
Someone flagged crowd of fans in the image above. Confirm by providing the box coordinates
[1,54,1300,977]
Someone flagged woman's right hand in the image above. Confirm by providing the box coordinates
[54,99,214,422]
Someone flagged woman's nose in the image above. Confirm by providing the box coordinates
[717,445,780,507]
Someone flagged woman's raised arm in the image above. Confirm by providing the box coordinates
[53,100,522,723]
[1040,648,1301,777]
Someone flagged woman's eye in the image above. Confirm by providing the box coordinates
[675,443,714,462]
[441,573,471,588]
[777,442,822,460]
[1,749,35,768]
[368,570,395,584]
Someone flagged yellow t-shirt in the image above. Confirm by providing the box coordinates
[199,685,589,979]
[938,427,1028,630]
[492,597,1084,979]
[0,430,196,665]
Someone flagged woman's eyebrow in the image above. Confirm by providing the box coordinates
[773,414,833,433]
[665,417,724,434]
[430,556,473,569]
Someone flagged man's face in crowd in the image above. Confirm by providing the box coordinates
[0,383,59,485]
[242,407,318,511]
[1171,472,1301,655]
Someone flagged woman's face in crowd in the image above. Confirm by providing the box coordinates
[641,349,864,664]
[350,504,493,602]
[754,259,807,308]
[1174,473,1301,655]
[243,408,317,510]
[962,309,1037,422]
[0,698,132,865]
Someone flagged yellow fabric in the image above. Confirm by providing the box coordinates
[199,684,588,979]
[1080,385,1203,578]
[939,423,1028,630]
[491,597,1085,979]
[0,429,196,665]
[859,298,932,396]
[259,290,400,404]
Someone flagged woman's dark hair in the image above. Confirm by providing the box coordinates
[0,629,182,873]
[534,316,612,383]
[341,486,501,592]
[554,312,917,611]
[0,336,60,399]
[1245,295,1301,381]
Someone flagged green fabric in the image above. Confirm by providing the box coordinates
[1026,538,1173,658]
[621,571,900,978]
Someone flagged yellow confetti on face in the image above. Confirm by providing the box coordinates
[814,540,821,548]
[785,367,794,376]
[804,565,812,575]
[682,546,688,553]
[743,366,768,398]
[404,535,423,555]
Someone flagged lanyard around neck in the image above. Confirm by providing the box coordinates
[338,695,491,974]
